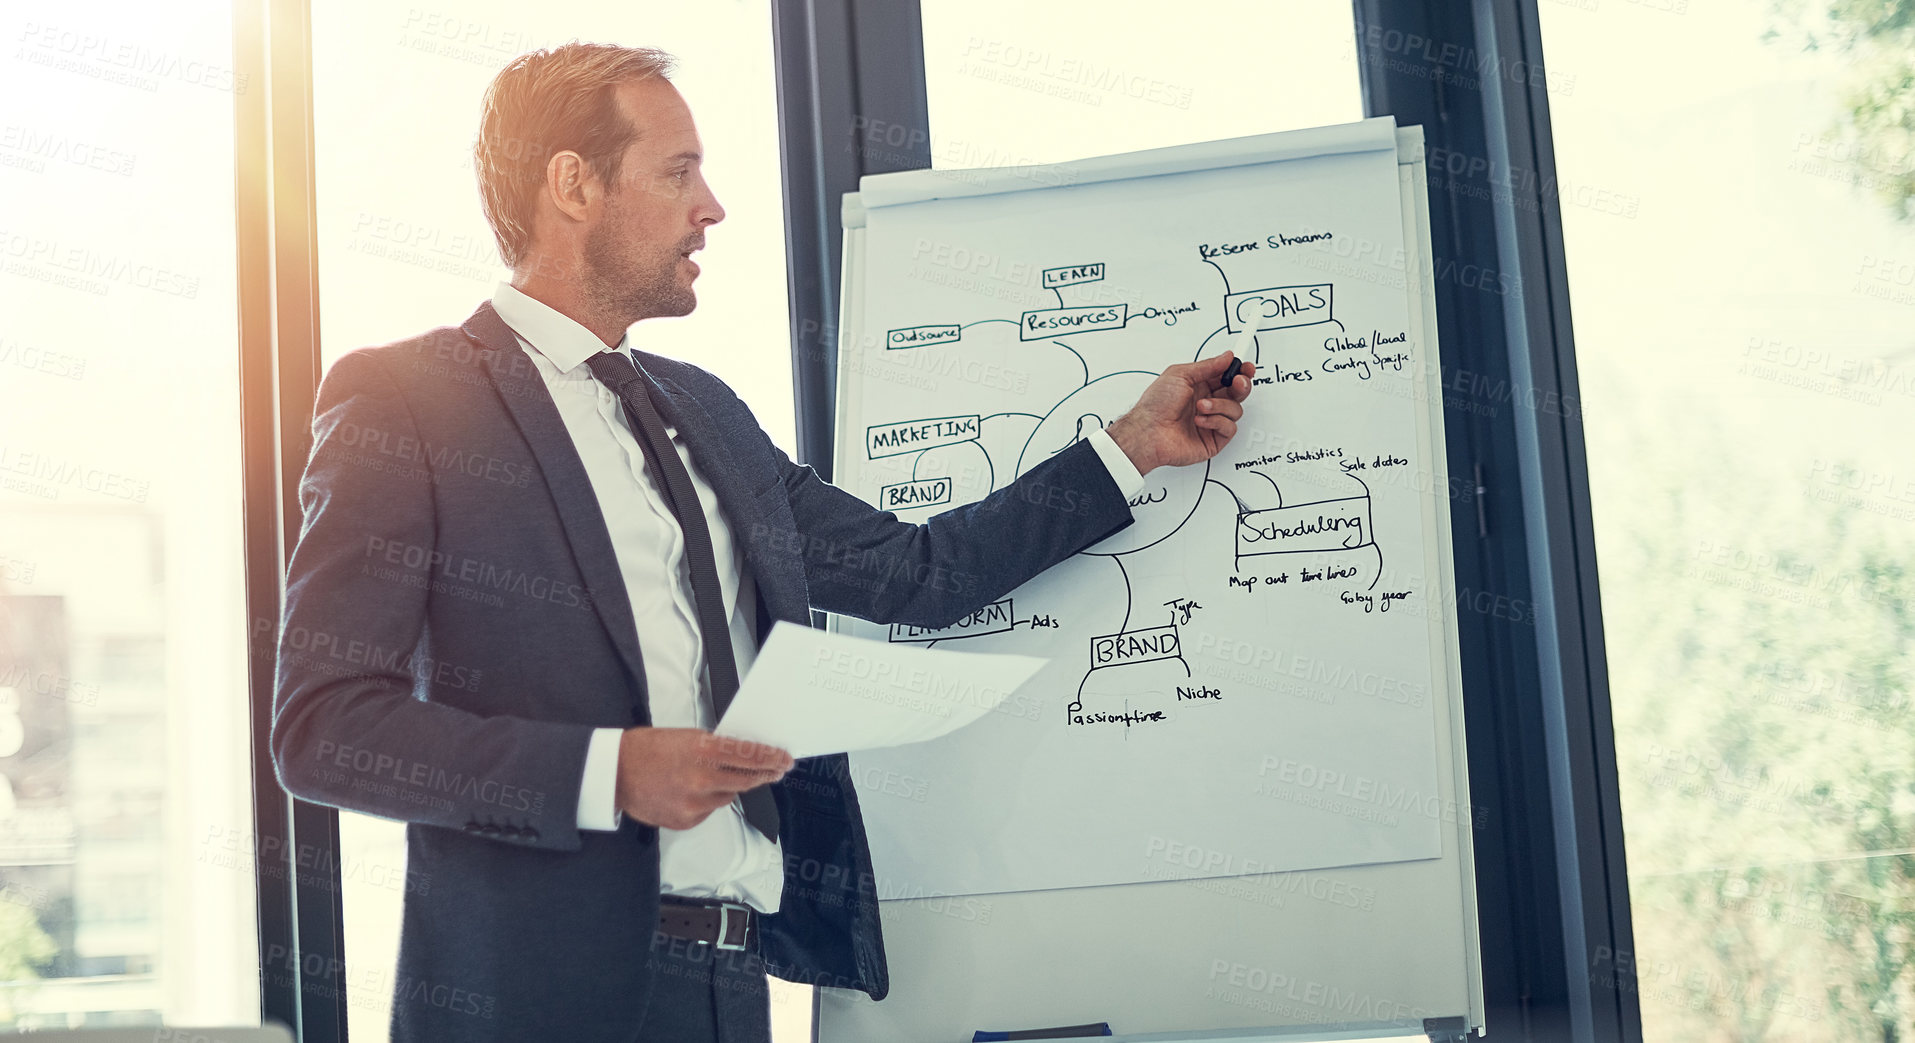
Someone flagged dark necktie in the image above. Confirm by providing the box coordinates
[583,350,780,841]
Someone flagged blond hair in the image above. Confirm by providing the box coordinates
[474,43,676,269]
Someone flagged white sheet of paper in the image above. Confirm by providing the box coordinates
[715,622,1048,759]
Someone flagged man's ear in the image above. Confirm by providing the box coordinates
[546,150,592,223]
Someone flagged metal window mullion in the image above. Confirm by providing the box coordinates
[773,0,930,478]
[1355,1,1636,1040]
[1472,1,1638,1039]
[235,0,347,1038]
[233,0,298,1028]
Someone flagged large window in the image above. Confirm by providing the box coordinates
[28,0,1888,1035]
[308,3,799,1038]
[0,0,258,1028]
[1539,0,1915,1037]
[921,0,1362,165]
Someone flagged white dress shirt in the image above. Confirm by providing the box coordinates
[490,282,1146,914]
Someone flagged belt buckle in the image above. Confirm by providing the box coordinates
[715,902,749,951]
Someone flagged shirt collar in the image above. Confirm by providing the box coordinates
[491,281,631,374]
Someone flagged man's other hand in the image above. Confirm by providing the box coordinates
[1104,351,1255,475]
[615,728,794,830]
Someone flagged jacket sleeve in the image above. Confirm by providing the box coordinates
[270,349,595,852]
[772,436,1136,630]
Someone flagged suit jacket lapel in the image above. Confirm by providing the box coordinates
[637,358,809,626]
[459,301,651,695]
[637,367,761,530]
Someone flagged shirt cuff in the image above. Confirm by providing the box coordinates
[1084,427,1147,499]
[578,727,624,831]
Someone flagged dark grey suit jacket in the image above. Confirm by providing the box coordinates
[270,300,1134,1041]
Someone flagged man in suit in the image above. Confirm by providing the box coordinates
[271,42,1254,1043]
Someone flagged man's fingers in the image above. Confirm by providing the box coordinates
[702,734,794,771]
[1197,415,1238,441]
[1192,352,1257,403]
[1228,363,1256,399]
[682,800,728,829]
[651,796,727,831]
[1172,351,1237,388]
[705,734,785,759]
[692,782,780,811]
[1197,397,1244,421]
[1195,350,1238,378]
[713,764,789,788]
[616,728,796,830]
[705,758,789,784]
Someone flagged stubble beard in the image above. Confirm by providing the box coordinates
[582,218,696,326]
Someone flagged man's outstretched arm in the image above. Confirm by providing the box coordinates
[765,351,1256,628]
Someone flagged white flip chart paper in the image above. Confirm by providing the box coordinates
[836,119,1451,897]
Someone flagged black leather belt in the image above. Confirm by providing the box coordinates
[657,896,756,952]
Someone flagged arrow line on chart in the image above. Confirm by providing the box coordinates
[1196,324,1230,361]
[1204,477,1247,513]
[980,413,1037,488]
[961,319,1021,329]
[1198,323,1262,369]
[1113,555,1133,634]
[1050,414,1109,457]
[1201,256,1231,294]
[1245,470,1283,507]
[1050,339,1091,387]
[1280,493,1366,511]
[1205,479,1248,574]
[1342,472,1380,590]
[1051,286,1065,308]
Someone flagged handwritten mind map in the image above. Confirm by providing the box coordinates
[857,249,1423,730]
[838,140,1452,896]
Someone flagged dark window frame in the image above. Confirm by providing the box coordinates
[235,0,347,1038]
[773,0,931,482]
[1351,1,1638,1039]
